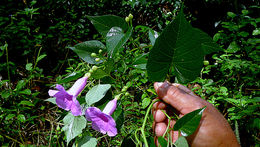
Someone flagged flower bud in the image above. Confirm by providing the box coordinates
[95,58,100,62]
[102,99,117,115]
[128,13,133,19]
[203,61,209,66]
[89,69,93,73]
[99,49,103,53]
[125,17,130,22]
[92,66,98,71]
[91,53,97,57]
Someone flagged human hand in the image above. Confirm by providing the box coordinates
[153,81,240,147]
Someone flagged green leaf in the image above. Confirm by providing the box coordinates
[78,136,97,147]
[58,72,84,84]
[19,89,31,95]
[227,41,240,53]
[174,107,206,136]
[87,15,128,37]
[19,100,34,107]
[45,98,56,104]
[147,11,220,83]
[17,114,26,123]
[158,136,167,147]
[36,54,47,62]
[26,63,33,71]
[62,113,87,144]
[85,84,111,106]
[252,28,260,36]
[174,136,189,147]
[149,29,159,46]
[142,98,151,109]
[227,12,236,18]
[92,69,110,79]
[5,114,15,120]
[69,40,105,64]
[106,26,133,58]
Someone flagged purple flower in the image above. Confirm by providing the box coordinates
[85,98,118,136]
[48,76,88,116]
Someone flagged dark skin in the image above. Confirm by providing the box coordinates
[153,81,240,147]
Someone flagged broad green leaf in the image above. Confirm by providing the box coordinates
[69,40,105,64]
[58,72,84,84]
[19,89,31,95]
[5,114,15,120]
[26,63,33,71]
[17,114,26,123]
[78,136,97,147]
[227,41,240,53]
[142,98,151,109]
[147,11,221,83]
[112,106,124,132]
[19,100,34,107]
[36,54,47,62]
[62,113,87,144]
[252,28,260,36]
[45,98,56,104]
[174,107,206,137]
[227,12,236,18]
[92,69,110,79]
[85,84,111,106]
[158,136,167,147]
[87,15,128,37]
[149,29,159,46]
[106,26,133,58]
[174,136,189,147]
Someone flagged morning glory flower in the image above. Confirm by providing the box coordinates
[85,98,118,136]
[48,76,88,116]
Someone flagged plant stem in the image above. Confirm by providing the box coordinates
[5,42,10,83]
[140,99,160,147]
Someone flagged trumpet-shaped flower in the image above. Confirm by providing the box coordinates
[48,76,88,116]
[85,98,118,136]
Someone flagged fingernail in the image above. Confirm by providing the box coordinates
[156,82,164,87]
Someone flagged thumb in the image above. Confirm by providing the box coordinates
[154,81,204,114]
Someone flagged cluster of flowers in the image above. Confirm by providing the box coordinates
[48,76,117,136]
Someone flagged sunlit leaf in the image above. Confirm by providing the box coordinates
[78,136,97,147]
[174,107,206,136]
[174,136,189,147]
[85,84,111,106]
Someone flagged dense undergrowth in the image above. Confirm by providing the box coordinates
[0,0,259,146]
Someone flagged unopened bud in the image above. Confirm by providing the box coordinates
[92,66,98,71]
[128,14,133,19]
[95,58,100,62]
[91,53,97,57]
[99,49,102,53]
[125,17,130,22]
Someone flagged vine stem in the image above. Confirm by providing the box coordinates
[140,99,160,147]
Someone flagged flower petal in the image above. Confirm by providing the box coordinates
[67,77,88,96]
[85,107,102,121]
[54,90,73,110]
[102,99,117,115]
[70,97,82,116]
[48,90,58,96]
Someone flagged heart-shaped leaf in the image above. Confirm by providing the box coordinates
[174,107,206,137]
[78,136,97,147]
[87,15,128,37]
[85,84,111,106]
[174,136,189,147]
[62,113,87,144]
[147,11,221,83]
[106,26,133,58]
[158,136,167,147]
[69,40,105,64]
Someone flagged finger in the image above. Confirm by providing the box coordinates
[154,81,204,114]
[155,122,167,137]
[172,83,196,96]
[154,109,166,122]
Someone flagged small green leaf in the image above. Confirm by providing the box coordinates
[142,98,151,109]
[5,114,15,120]
[87,15,128,37]
[69,40,105,64]
[106,26,133,58]
[227,12,236,18]
[62,113,87,144]
[17,114,26,123]
[36,54,47,62]
[227,41,240,53]
[78,136,97,147]
[45,98,56,104]
[19,100,34,107]
[58,72,84,84]
[252,28,260,36]
[85,84,111,106]
[19,89,31,95]
[174,107,206,137]
[149,29,159,46]
[92,69,109,79]
[26,63,33,71]
[174,136,189,147]
[158,136,167,147]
